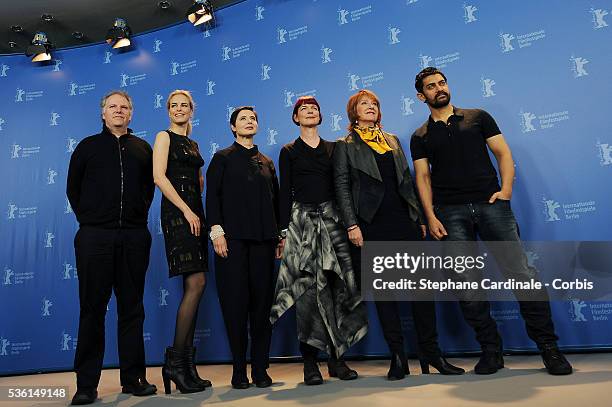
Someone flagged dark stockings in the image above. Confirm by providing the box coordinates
[173,272,206,351]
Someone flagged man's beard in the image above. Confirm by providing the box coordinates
[427,91,451,108]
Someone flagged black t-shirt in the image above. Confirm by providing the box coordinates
[410,108,501,205]
[278,137,335,230]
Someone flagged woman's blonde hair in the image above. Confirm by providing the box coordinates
[167,90,195,135]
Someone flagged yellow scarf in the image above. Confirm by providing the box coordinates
[354,126,393,154]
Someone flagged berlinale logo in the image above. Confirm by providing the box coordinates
[206,80,216,96]
[321,46,332,64]
[463,4,478,23]
[1,63,10,77]
[481,77,496,98]
[542,197,561,222]
[499,32,515,53]
[331,114,343,132]
[261,64,271,81]
[597,141,612,166]
[401,96,415,116]
[50,112,60,126]
[569,299,588,322]
[159,287,169,306]
[267,128,278,146]
[255,5,265,21]
[41,297,53,317]
[591,8,609,29]
[570,56,589,78]
[153,39,162,53]
[388,26,401,45]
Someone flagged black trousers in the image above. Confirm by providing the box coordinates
[215,239,276,371]
[73,227,151,389]
[350,244,440,356]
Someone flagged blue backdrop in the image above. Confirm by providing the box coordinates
[1,0,611,375]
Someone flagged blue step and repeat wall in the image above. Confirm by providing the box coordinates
[1,0,611,375]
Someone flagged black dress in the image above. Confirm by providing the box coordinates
[161,130,208,277]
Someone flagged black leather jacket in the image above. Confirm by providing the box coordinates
[333,130,425,228]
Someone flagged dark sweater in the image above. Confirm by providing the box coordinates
[278,137,335,230]
[66,125,154,228]
[206,142,280,241]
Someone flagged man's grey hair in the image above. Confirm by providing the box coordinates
[100,90,133,111]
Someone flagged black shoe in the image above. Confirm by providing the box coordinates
[419,355,465,375]
[251,369,273,388]
[231,368,250,389]
[121,377,157,396]
[71,388,97,405]
[474,350,504,375]
[387,352,409,381]
[162,346,206,394]
[184,346,213,388]
[304,360,324,385]
[327,357,358,380]
[541,344,573,375]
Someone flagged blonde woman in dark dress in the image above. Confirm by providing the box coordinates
[153,90,211,394]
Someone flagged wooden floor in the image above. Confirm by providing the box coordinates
[1,353,611,407]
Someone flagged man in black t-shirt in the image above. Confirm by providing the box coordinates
[409,67,572,376]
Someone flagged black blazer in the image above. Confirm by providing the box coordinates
[333,130,424,228]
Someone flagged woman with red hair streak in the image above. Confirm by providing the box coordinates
[333,89,465,380]
[271,96,367,386]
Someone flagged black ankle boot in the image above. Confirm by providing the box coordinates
[419,355,465,375]
[474,348,504,375]
[231,366,250,389]
[162,347,206,394]
[540,344,572,375]
[251,368,273,388]
[327,356,358,380]
[184,346,212,388]
[387,352,409,380]
[304,358,324,385]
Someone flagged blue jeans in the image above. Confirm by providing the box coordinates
[435,200,558,349]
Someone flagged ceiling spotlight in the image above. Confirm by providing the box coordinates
[106,18,132,49]
[25,31,53,62]
[186,0,214,27]
[72,31,84,40]
[11,25,23,33]
[8,41,18,48]
[158,1,172,10]
[41,14,54,22]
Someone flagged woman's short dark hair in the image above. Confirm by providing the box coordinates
[415,67,447,93]
[229,106,258,137]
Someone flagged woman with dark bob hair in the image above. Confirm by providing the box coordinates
[333,89,464,379]
[206,106,279,389]
[270,96,367,386]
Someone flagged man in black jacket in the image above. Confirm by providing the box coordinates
[66,91,156,405]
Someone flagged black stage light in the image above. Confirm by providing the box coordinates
[105,18,132,49]
[25,31,53,62]
[186,0,214,27]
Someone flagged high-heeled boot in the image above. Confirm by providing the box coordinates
[162,347,206,394]
[419,354,465,375]
[184,346,212,388]
[387,352,410,380]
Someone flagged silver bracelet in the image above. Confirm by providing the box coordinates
[209,225,225,241]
